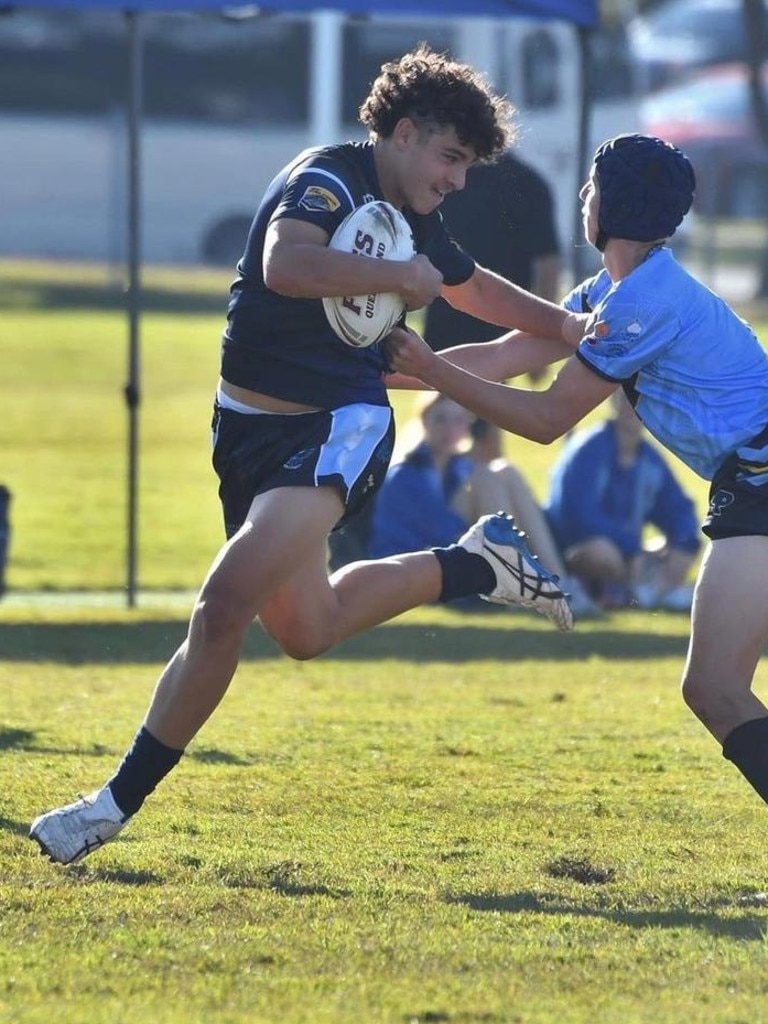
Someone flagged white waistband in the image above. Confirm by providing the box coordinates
[216,388,280,415]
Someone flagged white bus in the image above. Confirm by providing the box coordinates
[0,8,637,267]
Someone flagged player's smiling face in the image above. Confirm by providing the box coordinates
[388,120,478,214]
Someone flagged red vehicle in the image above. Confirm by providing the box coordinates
[628,0,768,93]
[640,64,768,218]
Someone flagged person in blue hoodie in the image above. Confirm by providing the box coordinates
[368,393,475,559]
[368,396,600,616]
[544,390,700,609]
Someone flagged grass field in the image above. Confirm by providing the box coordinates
[2,259,768,1022]
[0,258,723,595]
[2,602,768,1023]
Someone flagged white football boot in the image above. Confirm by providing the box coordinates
[29,787,130,865]
[458,512,574,632]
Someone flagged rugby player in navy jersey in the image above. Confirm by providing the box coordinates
[30,46,585,865]
[388,132,768,816]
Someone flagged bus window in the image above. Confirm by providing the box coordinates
[341,19,456,127]
[145,14,309,125]
[521,28,560,110]
[0,10,310,126]
[0,11,126,115]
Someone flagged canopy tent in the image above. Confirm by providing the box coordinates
[21,0,597,22]
[10,0,599,604]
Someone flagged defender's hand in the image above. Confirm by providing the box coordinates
[385,326,440,382]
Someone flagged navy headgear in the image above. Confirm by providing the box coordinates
[593,134,696,251]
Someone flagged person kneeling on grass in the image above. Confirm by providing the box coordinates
[365,393,590,620]
[28,46,579,867]
[544,389,701,611]
[387,133,768,815]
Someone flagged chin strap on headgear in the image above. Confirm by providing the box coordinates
[593,134,696,251]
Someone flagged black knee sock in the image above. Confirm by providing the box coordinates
[107,726,184,818]
[432,546,496,603]
[722,715,768,805]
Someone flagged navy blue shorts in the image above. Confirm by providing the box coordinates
[211,401,395,539]
[703,423,768,540]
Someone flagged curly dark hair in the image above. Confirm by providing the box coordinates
[359,44,516,162]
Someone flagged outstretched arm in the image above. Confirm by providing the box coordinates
[384,325,576,391]
[440,329,574,381]
[387,326,618,444]
[444,264,587,345]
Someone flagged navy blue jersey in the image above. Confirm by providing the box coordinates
[222,141,475,409]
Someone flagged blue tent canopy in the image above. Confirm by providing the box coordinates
[9,0,599,602]
[21,0,598,27]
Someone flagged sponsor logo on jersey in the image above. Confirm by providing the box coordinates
[623,320,644,338]
[283,447,317,470]
[299,186,341,213]
[586,319,610,344]
[708,489,735,516]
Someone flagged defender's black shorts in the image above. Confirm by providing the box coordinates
[703,423,768,540]
[211,400,395,539]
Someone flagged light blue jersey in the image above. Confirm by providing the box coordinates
[563,247,768,480]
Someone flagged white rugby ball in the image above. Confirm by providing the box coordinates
[322,200,415,349]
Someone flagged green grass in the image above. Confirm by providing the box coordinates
[2,603,768,1023]
[0,258,724,593]
[1,261,227,590]
[0,259,441,591]
[3,260,768,1021]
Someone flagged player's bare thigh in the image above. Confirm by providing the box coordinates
[196,484,344,634]
[682,536,768,740]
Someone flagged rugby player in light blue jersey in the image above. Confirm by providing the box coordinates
[29,46,581,866]
[388,133,768,815]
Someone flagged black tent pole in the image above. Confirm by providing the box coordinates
[125,8,142,608]
[572,23,592,284]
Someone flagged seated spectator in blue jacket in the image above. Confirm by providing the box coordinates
[368,393,475,558]
[544,390,702,610]
[367,396,599,618]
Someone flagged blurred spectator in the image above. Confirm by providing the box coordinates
[368,393,475,558]
[544,391,701,610]
[423,151,561,351]
[455,419,599,618]
[455,418,570,580]
[367,399,598,617]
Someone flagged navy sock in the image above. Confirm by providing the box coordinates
[107,726,184,818]
[432,545,496,603]
[722,715,768,805]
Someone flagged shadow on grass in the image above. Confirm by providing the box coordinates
[1,280,223,315]
[0,727,258,769]
[0,726,118,759]
[446,891,767,940]
[0,812,30,837]
[74,866,165,886]
[0,620,689,665]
